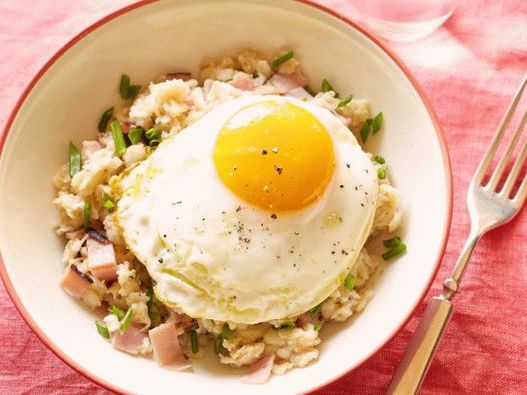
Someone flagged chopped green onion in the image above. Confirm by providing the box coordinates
[127,85,141,99]
[377,168,387,179]
[372,112,383,134]
[344,274,356,291]
[221,325,234,340]
[360,118,373,143]
[278,322,296,329]
[95,320,110,339]
[108,304,125,319]
[119,74,141,99]
[320,78,339,98]
[119,74,131,98]
[145,128,161,140]
[382,242,407,260]
[383,236,402,248]
[119,307,134,333]
[373,155,385,164]
[146,288,160,322]
[314,323,323,332]
[304,85,316,96]
[68,141,81,178]
[214,335,223,354]
[102,193,115,211]
[110,120,127,157]
[98,107,113,133]
[128,127,144,145]
[82,201,91,229]
[189,330,199,353]
[271,51,294,69]
[337,95,353,108]
[309,304,322,318]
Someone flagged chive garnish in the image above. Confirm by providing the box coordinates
[377,168,387,179]
[119,74,141,99]
[320,78,339,98]
[221,325,234,340]
[372,112,383,134]
[102,193,115,211]
[214,335,223,354]
[110,120,127,157]
[384,236,402,248]
[108,304,125,319]
[344,274,356,291]
[126,85,141,99]
[68,141,81,178]
[119,307,134,333]
[337,95,353,108]
[146,288,160,323]
[382,236,407,260]
[82,201,91,229]
[145,128,160,140]
[128,127,144,145]
[119,74,131,98]
[382,243,407,260]
[98,107,113,133]
[314,323,322,332]
[373,155,385,164]
[95,320,110,339]
[278,322,296,329]
[271,51,294,69]
[360,119,373,143]
[309,303,321,318]
[304,85,316,96]
[189,330,199,353]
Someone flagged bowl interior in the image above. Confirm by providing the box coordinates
[0,0,450,393]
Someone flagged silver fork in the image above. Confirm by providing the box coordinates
[387,74,527,395]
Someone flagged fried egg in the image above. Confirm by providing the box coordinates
[116,95,378,324]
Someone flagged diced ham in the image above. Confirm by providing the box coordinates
[64,229,86,240]
[166,72,192,81]
[87,237,117,282]
[111,323,148,355]
[240,354,275,384]
[81,140,102,162]
[286,87,313,101]
[230,76,255,91]
[268,69,309,94]
[149,322,191,369]
[120,121,133,134]
[60,264,93,298]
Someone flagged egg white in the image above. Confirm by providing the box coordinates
[116,95,378,324]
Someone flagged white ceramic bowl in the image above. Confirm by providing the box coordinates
[0,1,451,393]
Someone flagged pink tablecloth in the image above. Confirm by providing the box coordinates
[1,1,526,394]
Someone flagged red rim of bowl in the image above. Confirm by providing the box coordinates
[0,1,452,393]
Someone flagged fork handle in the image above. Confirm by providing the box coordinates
[386,297,453,395]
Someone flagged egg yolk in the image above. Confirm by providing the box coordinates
[214,101,335,212]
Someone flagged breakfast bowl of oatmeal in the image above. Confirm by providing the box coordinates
[0,1,451,393]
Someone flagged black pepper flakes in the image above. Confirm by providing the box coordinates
[158,257,164,263]
[360,203,365,207]
[261,149,268,155]
[274,165,283,175]
[236,206,242,212]
[339,184,344,189]
[341,250,349,256]
[346,163,350,168]
[271,213,277,219]
[331,250,336,255]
